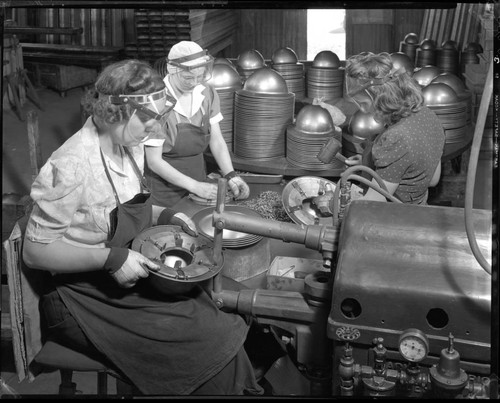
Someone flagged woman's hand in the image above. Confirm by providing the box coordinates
[192,181,218,200]
[344,154,363,166]
[169,212,198,237]
[227,176,250,200]
[157,207,198,236]
[109,249,160,288]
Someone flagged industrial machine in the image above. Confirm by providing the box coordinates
[133,61,496,398]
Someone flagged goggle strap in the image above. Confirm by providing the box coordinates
[108,96,161,121]
[347,70,402,97]
[168,49,208,65]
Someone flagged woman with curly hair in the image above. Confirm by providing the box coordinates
[22,59,265,396]
[342,52,445,204]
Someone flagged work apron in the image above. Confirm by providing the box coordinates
[147,109,211,207]
[52,146,250,395]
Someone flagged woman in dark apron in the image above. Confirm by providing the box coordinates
[22,59,264,396]
[144,40,250,208]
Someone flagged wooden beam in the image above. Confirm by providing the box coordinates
[4,27,83,36]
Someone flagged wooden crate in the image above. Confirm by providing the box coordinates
[25,62,97,97]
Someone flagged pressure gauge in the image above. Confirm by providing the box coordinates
[398,328,429,363]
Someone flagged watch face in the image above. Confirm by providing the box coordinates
[399,329,429,362]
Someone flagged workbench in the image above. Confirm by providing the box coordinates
[172,180,323,290]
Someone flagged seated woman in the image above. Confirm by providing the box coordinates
[22,59,265,396]
[334,52,445,205]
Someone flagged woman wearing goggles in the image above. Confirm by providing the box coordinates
[22,59,265,396]
[338,52,445,205]
[144,40,250,208]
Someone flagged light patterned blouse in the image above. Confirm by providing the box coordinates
[25,117,143,248]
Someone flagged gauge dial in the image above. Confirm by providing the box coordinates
[398,328,429,362]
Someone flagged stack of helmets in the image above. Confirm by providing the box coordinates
[399,33,419,64]
[307,50,344,101]
[422,82,467,144]
[207,61,242,151]
[236,49,266,83]
[343,110,385,157]
[286,104,344,170]
[415,38,437,67]
[233,67,295,160]
[436,40,460,75]
[413,65,441,87]
[431,72,472,125]
[461,42,482,74]
[271,47,306,100]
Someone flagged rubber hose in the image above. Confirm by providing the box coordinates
[464,59,493,275]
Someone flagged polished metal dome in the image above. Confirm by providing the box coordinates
[243,67,288,94]
[237,49,266,70]
[419,38,437,50]
[441,40,458,50]
[207,63,242,90]
[390,52,415,75]
[271,47,299,64]
[214,57,237,70]
[349,110,384,140]
[295,104,335,134]
[404,33,419,44]
[422,83,458,105]
[431,73,465,95]
[312,51,341,69]
[413,65,441,86]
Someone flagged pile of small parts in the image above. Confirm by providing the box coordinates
[236,190,293,222]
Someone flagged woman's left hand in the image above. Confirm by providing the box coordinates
[227,176,250,200]
[170,212,198,237]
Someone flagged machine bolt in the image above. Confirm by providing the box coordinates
[215,298,224,308]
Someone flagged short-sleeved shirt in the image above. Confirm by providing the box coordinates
[25,117,144,248]
[371,106,445,204]
[144,77,223,151]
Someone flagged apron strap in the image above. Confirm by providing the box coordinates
[123,147,149,193]
[99,146,148,206]
[99,148,121,206]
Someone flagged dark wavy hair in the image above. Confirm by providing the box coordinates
[345,52,424,126]
[81,59,165,125]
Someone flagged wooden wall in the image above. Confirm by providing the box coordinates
[229,9,308,61]
[345,9,426,57]
[10,8,136,47]
[9,5,481,63]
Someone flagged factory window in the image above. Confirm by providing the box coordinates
[307,9,346,61]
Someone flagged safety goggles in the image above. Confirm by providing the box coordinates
[345,69,403,109]
[168,50,215,83]
[345,76,376,111]
[108,89,177,127]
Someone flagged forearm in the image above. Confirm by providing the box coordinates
[23,238,110,273]
[148,158,199,193]
[210,135,234,176]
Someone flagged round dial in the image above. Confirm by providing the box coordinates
[398,328,429,362]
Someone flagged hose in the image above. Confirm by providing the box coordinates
[464,59,493,275]
[345,174,402,204]
[332,164,393,224]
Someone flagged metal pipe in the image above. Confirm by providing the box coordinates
[212,209,339,264]
[212,178,227,293]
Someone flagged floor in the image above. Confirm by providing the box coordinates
[1,83,495,398]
